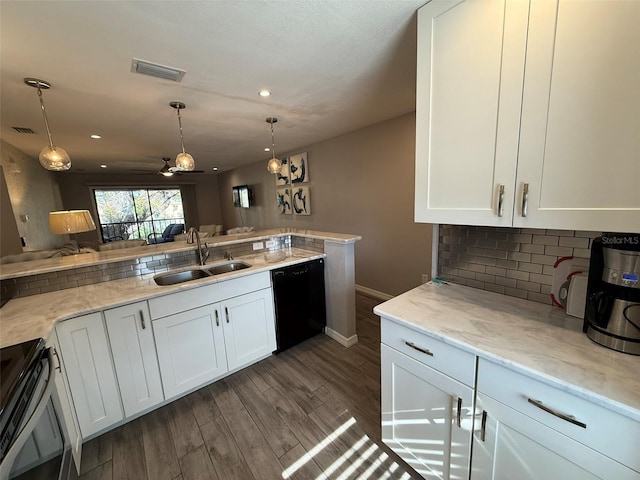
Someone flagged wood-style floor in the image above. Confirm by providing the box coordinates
[72,292,420,480]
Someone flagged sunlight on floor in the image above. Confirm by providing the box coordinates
[281,416,412,479]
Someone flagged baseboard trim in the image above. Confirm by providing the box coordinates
[355,284,394,301]
[325,327,359,347]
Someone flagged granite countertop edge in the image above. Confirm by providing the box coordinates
[373,282,640,422]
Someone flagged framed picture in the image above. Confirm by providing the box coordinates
[275,157,290,186]
[276,187,292,215]
[289,152,308,184]
[292,186,311,215]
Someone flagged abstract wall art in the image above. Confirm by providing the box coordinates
[276,187,292,215]
[289,152,308,184]
[292,186,311,215]
[275,157,290,186]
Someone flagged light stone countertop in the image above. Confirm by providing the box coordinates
[0,229,361,280]
[373,281,640,421]
[0,248,324,349]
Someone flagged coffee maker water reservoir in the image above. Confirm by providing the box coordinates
[584,234,640,355]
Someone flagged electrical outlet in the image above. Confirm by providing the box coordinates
[422,274,430,284]
[252,241,264,251]
[265,240,276,249]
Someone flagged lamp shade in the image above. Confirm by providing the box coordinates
[49,210,96,234]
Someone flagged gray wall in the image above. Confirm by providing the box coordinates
[218,113,432,297]
[0,140,64,250]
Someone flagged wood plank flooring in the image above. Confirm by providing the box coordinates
[72,292,420,480]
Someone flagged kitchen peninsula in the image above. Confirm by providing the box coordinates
[0,228,361,349]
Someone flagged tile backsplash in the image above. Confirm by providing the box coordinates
[438,225,600,305]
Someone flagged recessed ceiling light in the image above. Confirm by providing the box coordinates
[264,147,271,152]
[259,89,271,97]
[100,164,108,168]
[90,134,102,139]
[212,167,218,171]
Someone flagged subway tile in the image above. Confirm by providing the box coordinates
[441,266,459,276]
[508,233,533,243]
[507,251,531,262]
[530,254,557,266]
[506,270,530,281]
[541,284,552,295]
[505,287,528,299]
[467,247,487,256]
[543,265,555,275]
[476,273,496,283]
[574,230,601,238]
[520,228,545,234]
[558,236,590,249]
[464,278,485,289]
[496,259,518,269]
[477,239,498,249]
[473,257,498,267]
[518,263,543,274]
[486,231,510,241]
[545,229,574,237]
[544,245,573,257]
[497,241,519,251]
[467,229,488,239]
[573,248,592,259]
[458,269,477,280]
[486,249,508,259]
[527,292,553,304]
[532,235,559,246]
[484,283,506,295]
[520,243,546,254]
[485,266,507,277]
[516,280,541,293]
[528,273,553,285]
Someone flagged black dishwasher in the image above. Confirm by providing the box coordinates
[271,258,326,353]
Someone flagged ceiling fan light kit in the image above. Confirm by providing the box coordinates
[266,116,282,174]
[24,78,72,171]
[169,101,195,171]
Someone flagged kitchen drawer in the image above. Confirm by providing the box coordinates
[381,318,476,387]
[478,358,640,472]
[148,271,270,319]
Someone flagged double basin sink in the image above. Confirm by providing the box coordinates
[154,261,251,286]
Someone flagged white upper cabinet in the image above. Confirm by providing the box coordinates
[415,0,640,232]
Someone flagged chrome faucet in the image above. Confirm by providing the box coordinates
[224,251,233,260]
[188,227,210,265]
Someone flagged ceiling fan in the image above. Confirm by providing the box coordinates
[156,157,205,176]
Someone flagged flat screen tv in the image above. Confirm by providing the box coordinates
[232,185,253,208]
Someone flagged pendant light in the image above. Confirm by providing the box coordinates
[24,78,71,171]
[169,101,195,171]
[266,117,281,174]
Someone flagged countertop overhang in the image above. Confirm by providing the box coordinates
[374,281,640,421]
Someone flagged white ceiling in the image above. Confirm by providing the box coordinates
[0,1,424,174]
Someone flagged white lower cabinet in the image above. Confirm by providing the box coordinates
[381,344,474,480]
[381,319,476,480]
[471,393,638,480]
[153,304,228,399]
[222,288,277,371]
[104,301,164,417]
[55,312,123,438]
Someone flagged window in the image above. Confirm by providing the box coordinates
[93,188,185,242]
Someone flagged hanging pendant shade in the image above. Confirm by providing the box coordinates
[170,101,195,171]
[266,117,281,174]
[25,78,71,171]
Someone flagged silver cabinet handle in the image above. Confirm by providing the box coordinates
[215,309,220,327]
[527,398,586,429]
[480,410,487,441]
[225,307,229,323]
[521,183,529,217]
[140,310,146,329]
[404,341,433,357]
[456,397,462,427]
[497,184,505,217]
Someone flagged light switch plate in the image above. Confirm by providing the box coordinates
[252,241,264,251]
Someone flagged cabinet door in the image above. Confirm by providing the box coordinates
[222,288,277,371]
[381,344,474,479]
[56,312,123,438]
[472,393,638,480]
[515,0,640,231]
[48,331,82,475]
[104,301,164,417]
[414,0,528,226]
[153,304,227,399]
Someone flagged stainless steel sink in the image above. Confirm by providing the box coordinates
[154,268,211,286]
[207,261,251,275]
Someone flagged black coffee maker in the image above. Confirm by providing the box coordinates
[584,233,640,355]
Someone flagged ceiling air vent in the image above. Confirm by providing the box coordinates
[12,127,36,134]
[131,58,186,82]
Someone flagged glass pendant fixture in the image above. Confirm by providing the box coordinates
[266,117,281,174]
[169,101,195,171]
[24,78,71,171]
